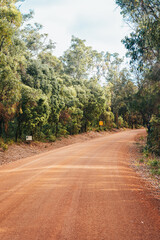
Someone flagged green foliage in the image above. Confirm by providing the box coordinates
[20,22,55,57]
[46,135,56,142]
[0,138,8,151]
[0,0,22,51]
[118,116,124,128]
[0,1,22,136]
[147,114,160,155]
[0,3,140,144]
[116,0,160,155]
[104,53,138,128]
[147,159,158,167]
[116,0,160,67]
[143,147,149,158]
[61,36,93,81]
[139,158,144,163]
[138,148,160,176]
[15,85,50,140]
[147,158,160,175]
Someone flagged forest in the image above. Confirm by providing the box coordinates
[0,0,159,155]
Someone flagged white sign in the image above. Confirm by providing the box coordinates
[26,136,32,141]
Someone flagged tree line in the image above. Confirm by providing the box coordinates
[0,0,159,155]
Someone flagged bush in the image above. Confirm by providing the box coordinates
[147,115,160,155]
[124,121,129,128]
[151,169,157,175]
[47,135,56,142]
[118,116,124,128]
[139,158,144,163]
[6,139,14,145]
[148,159,158,167]
[0,138,8,151]
[143,147,149,157]
[58,128,68,137]
[147,158,160,175]
[111,122,117,129]
[139,136,145,141]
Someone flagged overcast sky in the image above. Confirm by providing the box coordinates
[20,0,131,58]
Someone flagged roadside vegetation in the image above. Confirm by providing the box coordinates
[135,134,160,184]
[0,1,159,158]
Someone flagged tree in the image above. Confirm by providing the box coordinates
[82,79,106,131]
[116,0,160,153]
[116,0,160,68]
[104,53,137,127]
[0,0,22,136]
[16,85,50,139]
[20,22,55,57]
[61,36,93,82]
[0,0,22,52]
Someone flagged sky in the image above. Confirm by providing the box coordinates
[19,0,131,58]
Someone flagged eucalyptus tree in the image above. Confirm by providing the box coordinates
[0,0,22,51]
[15,85,50,140]
[0,0,22,136]
[104,52,137,127]
[82,79,106,131]
[116,0,160,68]
[61,36,94,82]
[116,0,160,153]
[20,8,55,59]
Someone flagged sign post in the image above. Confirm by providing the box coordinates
[26,136,32,142]
[99,121,103,131]
[99,121,103,126]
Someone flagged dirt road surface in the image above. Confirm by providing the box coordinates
[0,129,159,240]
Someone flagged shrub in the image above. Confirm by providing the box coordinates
[148,159,158,167]
[147,158,160,176]
[47,135,56,142]
[147,115,160,155]
[0,138,8,151]
[157,169,160,175]
[7,140,14,145]
[118,116,124,128]
[58,128,68,137]
[139,158,144,163]
[143,150,149,158]
[111,122,117,128]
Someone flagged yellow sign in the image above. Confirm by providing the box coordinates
[99,121,103,126]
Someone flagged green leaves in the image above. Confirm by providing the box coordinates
[19,85,50,135]
[0,0,22,51]
[116,0,160,67]
[0,2,139,140]
[116,0,160,154]
[21,23,55,57]
[62,36,94,81]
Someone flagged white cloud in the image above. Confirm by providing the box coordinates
[20,0,131,57]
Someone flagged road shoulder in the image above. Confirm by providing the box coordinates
[129,131,160,201]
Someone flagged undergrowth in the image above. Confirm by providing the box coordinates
[138,145,160,176]
[0,138,8,151]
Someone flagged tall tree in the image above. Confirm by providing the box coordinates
[0,0,22,51]
[116,0,160,153]
[61,36,93,82]
[0,0,22,136]
[116,0,160,68]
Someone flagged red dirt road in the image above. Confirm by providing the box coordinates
[0,129,159,240]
